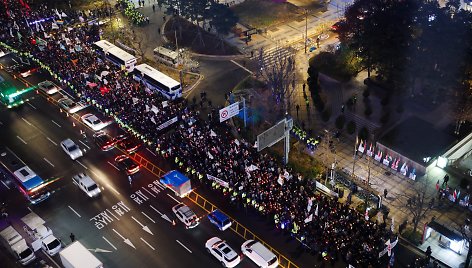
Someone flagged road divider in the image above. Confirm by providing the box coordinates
[68,205,81,218]
[112,228,135,249]
[102,236,117,250]
[140,237,155,251]
[46,137,57,146]
[16,135,27,144]
[176,240,192,253]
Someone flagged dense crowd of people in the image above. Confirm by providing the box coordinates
[0,1,395,266]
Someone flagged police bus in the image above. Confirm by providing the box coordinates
[92,40,116,55]
[0,148,51,204]
[153,46,179,67]
[92,40,137,72]
[132,64,182,100]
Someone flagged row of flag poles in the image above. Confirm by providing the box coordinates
[355,138,416,180]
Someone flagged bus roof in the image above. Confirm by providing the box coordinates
[106,46,137,63]
[13,167,43,190]
[154,46,178,60]
[134,64,180,88]
[93,40,116,51]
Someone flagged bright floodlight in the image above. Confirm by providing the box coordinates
[436,156,447,168]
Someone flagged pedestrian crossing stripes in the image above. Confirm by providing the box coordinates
[254,46,295,69]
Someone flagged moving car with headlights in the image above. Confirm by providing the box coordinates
[60,139,83,160]
[58,97,89,114]
[117,136,141,153]
[205,237,241,267]
[37,81,60,95]
[81,113,108,131]
[93,132,115,151]
[114,155,140,175]
[72,173,101,198]
[172,203,199,229]
[241,240,279,268]
[208,209,232,231]
[15,63,40,78]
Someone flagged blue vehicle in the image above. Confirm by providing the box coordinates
[208,209,232,231]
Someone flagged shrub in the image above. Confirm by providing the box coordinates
[359,127,369,140]
[362,89,370,98]
[364,106,373,117]
[335,115,346,130]
[321,109,331,122]
[347,121,356,134]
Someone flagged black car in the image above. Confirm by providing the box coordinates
[118,137,141,153]
[14,63,40,78]
[93,132,115,151]
[114,155,140,175]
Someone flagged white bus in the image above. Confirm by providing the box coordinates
[153,46,179,67]
[92,40,116,55]
[104,46,137,72]
[132,64,182,100]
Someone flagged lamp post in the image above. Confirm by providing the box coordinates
[304,9,308,54]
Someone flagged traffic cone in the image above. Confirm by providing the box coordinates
[172,219,176,226]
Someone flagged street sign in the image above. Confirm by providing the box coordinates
[219,102,240,122]
[257,119,288,152]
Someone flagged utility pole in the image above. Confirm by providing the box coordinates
[304,9,308,54]
[352,135,358,176]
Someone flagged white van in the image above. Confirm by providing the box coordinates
[241,240,279,268]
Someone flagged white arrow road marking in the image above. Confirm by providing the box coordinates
[153,182,165,190]
[176,240,192,253]
[43,158,55,167]
[16,135,27,144]
[76,160,88,169]
[68,206,81,218]
[141,212,156,223]
[21,117,33,126]
[79,140,91,149]
[1,180,10,189]
[27,102,37,110]
[107,161,120,171]
[140,238,155,251]
[89,248,112,253]
[102,236,117,250]
[46,137,57,146]
[112,229,135,249]
[166,193,181,204]
[107,184,121,195]
[132,216,153,235]
[150,205,172,223]
[146,148,157,156]
[51,120,61,128]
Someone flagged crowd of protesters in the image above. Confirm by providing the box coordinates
[0,1,395,266]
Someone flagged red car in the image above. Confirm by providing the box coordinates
[118,136,141,153]
[16,64,40,78]
[114,155,140,175]
[93,132,116,151]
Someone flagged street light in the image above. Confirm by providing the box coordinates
[304,9,308,54]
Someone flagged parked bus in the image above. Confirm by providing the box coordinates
[153,46,179,67]
[0,74,35,108]
[0,148,51,204]
[92,40,116,55]
[132,64,182,100]
[104,46,137,72]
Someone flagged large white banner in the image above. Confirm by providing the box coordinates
[156,116,178,131]
[219,102,239,122]
[206,174,229,188]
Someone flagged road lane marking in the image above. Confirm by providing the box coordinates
[154,181,165,190]
[146,148,157,156]
[1,180,10,189]
[132,216,153,235]
[90,169,99,177]
[107,184,121,195]
[141,212,155,223]
[149,205,172,223]
[68,206,81,218]
[150,205,163,216]
[17,135,27,144]
[142,187,156,198]
[167,193,181,204]
[21,117,32,126]
[140,237,155,251]
[27,102,37,110]
[107,209,120,221]
[176,240,192,253]
[0,121,3,125]
[107,161,120,171]
[27,207,33,212]
[78,140,91,149]
[112,229,135,249]
[76,160,88,169]
[103,236,117,250]
[43,158,55,167]
[230,60,254,74]
[51,120,62,128]
[46,137,57,146]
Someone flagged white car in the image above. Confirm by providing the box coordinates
[205,237,241,267]
[81,113,107,131]
[37,81,60,95]
[60,139,83,160]
[172,203,199,229]
[241,240,279,268]
[72,173,101,197]
[58,97,89,114]
[41,235,62,256]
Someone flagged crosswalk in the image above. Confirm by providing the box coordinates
[253,46,295,69]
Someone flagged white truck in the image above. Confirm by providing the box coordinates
[21,212,62,256]
[60,241,103,268]
[0,226,36,265]
[72,173,101,197]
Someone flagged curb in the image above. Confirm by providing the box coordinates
[183,73,204,95]
[190,53,247,61]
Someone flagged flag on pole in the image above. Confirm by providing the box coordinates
[453,189,457,200]
[314,204,319,217]
[457,190,461,200]
[9,28,13,37]
[365,208,370,221]
[436,180,440,191]
[39,22,45,32]
[304,213,313,223]
[35,22,39,32]
[390,217,394,232]
[13,21,19,30]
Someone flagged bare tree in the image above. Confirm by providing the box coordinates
[257,46,297,115]
[453,84,472,135]
[395,178,435,235]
